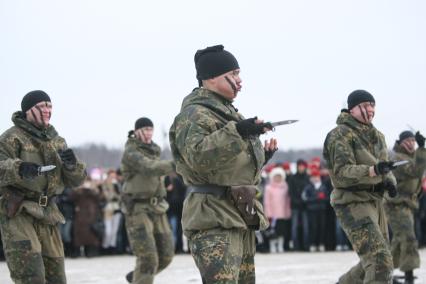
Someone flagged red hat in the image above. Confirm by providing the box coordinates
[311,157,321,163]
[308,163,320,170]
[264,163,276,173]
[281,161,290,170]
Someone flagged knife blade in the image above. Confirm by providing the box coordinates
[392,160,409,167]
[38,165,56,175]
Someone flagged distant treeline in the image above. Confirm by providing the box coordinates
[73,143,323,170]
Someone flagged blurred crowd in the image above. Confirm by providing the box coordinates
[258,158,426,254]
[1,157,426,260]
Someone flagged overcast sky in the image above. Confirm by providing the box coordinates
[1,0,425,151]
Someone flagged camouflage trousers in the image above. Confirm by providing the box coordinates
[125,211,174,284]
[0,212,66,284]
[384,203,420,272]
[188,227,256,284]
[333,200,393,284]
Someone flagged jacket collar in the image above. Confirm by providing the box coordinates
[12,111,58,141]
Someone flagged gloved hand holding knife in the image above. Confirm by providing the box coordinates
[18,162,56,179]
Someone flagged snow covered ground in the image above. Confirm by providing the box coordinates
[0,249,425,283]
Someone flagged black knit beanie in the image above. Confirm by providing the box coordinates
[398,130,415,143]
[347,90,375,110]
[194,45,239,82]
[21,90,51,113]
[135,117,153,130]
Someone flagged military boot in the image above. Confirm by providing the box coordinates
[404,270,415,284]
[125,270,133,283]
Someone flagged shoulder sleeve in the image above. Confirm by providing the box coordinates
[122,142,174,176]
[172,105,245,172]
[0,131,24,187]
[393,148,426,180]
[325,127,377,185]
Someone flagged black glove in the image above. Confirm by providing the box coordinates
[264,148,277,164]
[236,117,265,138]
[18,162,40,179]
[58,149,77,170]
[415,131,425,148]
[374,161,396,175]
[383,180,398,198]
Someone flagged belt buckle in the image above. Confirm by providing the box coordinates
[150,197,158,206]
[39,195,48,207]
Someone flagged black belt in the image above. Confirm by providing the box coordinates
[24,195,57,207]
[188,185,229,198]
[133,196,163,206]
[339,183,383,194]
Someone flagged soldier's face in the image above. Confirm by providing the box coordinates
[350,102,375,124]
[26,101,52,128]
[136,127,153,144]
[213,69,242,101]
[400,137,416,153]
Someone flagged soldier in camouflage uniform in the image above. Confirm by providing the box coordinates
[121,117,175,284]
[323,90,397,284]
[169,45,277,284]
[385,131,426,284]
[0,90,86,284]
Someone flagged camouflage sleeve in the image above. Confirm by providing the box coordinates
[174,106,245,172]
[122,143,174,176]
[393,148,426,180]
[0,136,23,187]
[328,132,381,185]
[55,139,87,188]
[62,160,87,188]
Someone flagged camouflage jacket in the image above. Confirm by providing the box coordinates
[169,88,268,232]
[323,111,396,205]
[121,136,174,214]
[386,142,426,209]
[0,112,86,223]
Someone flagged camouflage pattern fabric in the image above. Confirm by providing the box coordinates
[170,88,269,283]
[385,203,420,272]
[0,112,86,198]
[188,228,255,284]
[0,211,66,284]
[125,211,174,284]
[323,111,395,283]
[169,88,265,187]
[384,143,425,273]
[334,201,393,284]
[0,111,86,284]
[121,136,174,213]
[121,134,175,283]
[323,111,396,205]
[169,88,269,233]
[387,143,426,209]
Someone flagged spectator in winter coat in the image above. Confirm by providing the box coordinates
[57,187,76,257]
[99,169,121,254]
[302,168,329,252]
[264,167,292,253]
[70,178,103,257]
[288,159,310,251]
[165,172,187,253]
